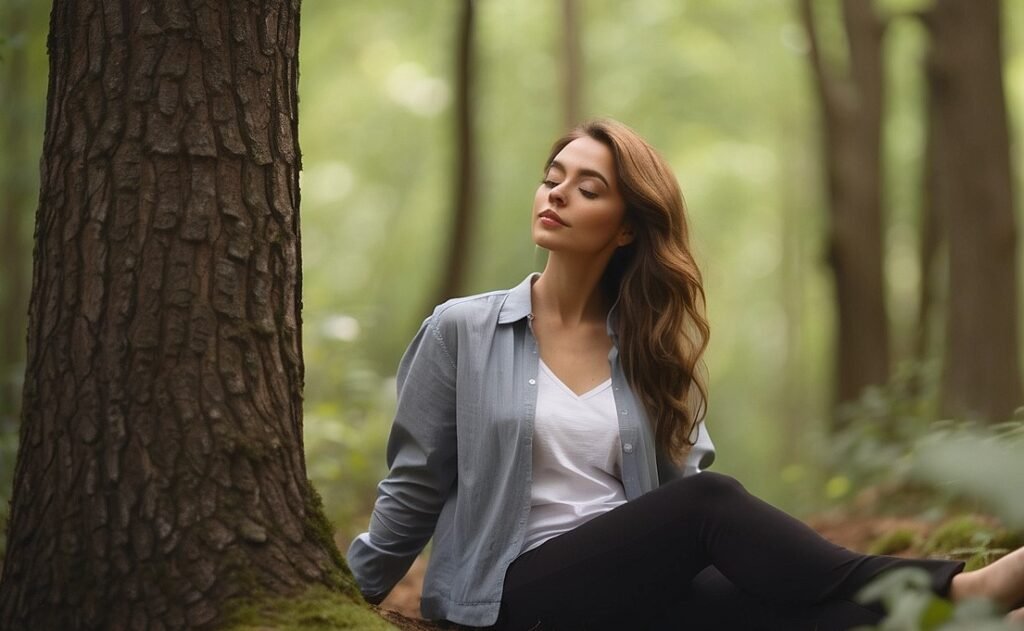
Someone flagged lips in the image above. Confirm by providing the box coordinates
[539,209,569,227]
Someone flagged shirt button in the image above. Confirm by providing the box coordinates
[623,443,634,453]
[620,409,628,415]
[528,378,536,385]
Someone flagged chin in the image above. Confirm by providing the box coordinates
[531,234,559,252]
[530,228,547,247]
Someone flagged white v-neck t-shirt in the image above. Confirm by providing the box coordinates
[520,359,628,554]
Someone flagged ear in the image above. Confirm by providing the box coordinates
[617,224,635,247]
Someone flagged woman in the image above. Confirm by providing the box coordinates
[347,119,1024,630]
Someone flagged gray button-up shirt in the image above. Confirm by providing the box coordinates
[346,273,716,627]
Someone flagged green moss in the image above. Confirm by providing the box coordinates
[868,529,917,555]
[964,549,1010,572]
[988,529,1023,550]
[223,585,397,630]
[302,478,360,596]
[922,515,1021,558]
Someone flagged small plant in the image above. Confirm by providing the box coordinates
[869,529,918,555]
[853,567,1019,631]
[922,516,1021,557]
[911,425,1024,529]
[825,361,940,496]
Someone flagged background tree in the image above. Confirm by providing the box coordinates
[922,0,1022,422]
[0,1,381,629]
[799,0,891,428]
[910,69,945,397]
[433,0,477,306]
[3,0,1023,562]
[561,0,582,130]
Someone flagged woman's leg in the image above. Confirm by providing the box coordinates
[496,472,963,631]
[949,546,1024,621]
[646,566,887,631]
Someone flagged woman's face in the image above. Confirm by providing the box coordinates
[531,136,633,257]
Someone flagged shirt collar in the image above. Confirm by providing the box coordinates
[497,273,539,324]
[498,272,621,340]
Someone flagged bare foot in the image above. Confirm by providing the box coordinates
[950,547,1024,609]
[1008,607,1024,627]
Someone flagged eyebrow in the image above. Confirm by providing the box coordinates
[548,160,610,188]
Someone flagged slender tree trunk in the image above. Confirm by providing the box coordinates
[924,0,1022,421]
[434,0,476,305]
[0,0,33,418]
[780,123,809,465]
[910,69,946,395]
[561,0,582,130]
[0,1,361,628]
[799,0,890,426]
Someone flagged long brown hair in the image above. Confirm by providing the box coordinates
[544,119,710,463]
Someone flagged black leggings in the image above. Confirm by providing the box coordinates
[496,472,963,630]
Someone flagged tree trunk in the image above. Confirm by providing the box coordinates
[910,60,947,397]
[561,0,582,130]
[433,0,476,306]
[925,0,1022,421]
[0,1,362,629]
[799,0,890,426]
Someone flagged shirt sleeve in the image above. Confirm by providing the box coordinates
[683,420,716,476]
[656,409,717,484]
[346,310,458,603]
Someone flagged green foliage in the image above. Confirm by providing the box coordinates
[303,397,393,540]
[921,516,1021,558]
[1,0,1024,564]
[852,568,1019,631]
[854,568,954,631]
[869,529,919,555]
[845,419,1024,630]
[824,363,1024,523]
[826,361,940,494]
[911,419,1024,529]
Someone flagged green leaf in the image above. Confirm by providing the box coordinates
[918,597,953,630]
[856,567,934,610]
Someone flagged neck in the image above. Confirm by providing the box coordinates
[532,252,611,327]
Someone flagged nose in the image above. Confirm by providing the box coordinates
[548,182,566,206]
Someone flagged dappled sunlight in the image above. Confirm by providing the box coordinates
[385,63,450,117]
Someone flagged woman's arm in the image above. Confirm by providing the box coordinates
[346,311,458,603]
[656,414,716,484]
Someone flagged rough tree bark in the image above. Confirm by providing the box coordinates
[799,0,890,426]
[923,0,1022,421]
[0,1,370,629]
[433,0,476,306]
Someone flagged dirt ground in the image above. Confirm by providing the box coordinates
[378,554,430,620]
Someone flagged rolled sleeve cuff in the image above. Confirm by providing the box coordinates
[346,531,418,603]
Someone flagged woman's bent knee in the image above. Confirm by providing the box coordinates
[667,471,746,503]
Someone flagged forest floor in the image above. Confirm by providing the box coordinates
[352,483,1016,631]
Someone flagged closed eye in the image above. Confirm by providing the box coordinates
[579,189,598,199]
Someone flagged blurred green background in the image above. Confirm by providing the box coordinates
[2,1,1023,546]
